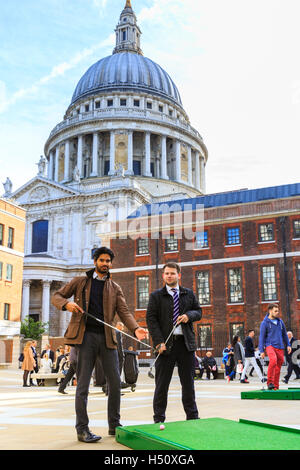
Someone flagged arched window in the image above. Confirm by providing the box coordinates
[32,220,48,253]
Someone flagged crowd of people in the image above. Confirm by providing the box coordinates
[20,341,74,387]
[20,337,140,393]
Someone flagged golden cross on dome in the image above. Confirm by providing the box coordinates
[125,0,132,8]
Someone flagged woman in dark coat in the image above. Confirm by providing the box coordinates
[232,335,246,379]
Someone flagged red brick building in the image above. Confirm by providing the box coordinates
[109,183,300,355]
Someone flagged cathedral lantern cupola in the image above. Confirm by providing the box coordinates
[113,0,143,55]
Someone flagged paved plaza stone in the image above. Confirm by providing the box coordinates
[0,366,299,450]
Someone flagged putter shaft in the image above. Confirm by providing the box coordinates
[84,311,155,352]
[148,322,179,377]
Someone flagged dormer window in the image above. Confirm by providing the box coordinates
[95,101,100,109]
[134,99,140,107]
[147,102,152,110]
[122,30,127,41]
[159,105,163,113]
[120,98,127,106]
[85,104,89,112]
[107,99,113,107]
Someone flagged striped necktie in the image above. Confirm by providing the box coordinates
[171,288,180,325]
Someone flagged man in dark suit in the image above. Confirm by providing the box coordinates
[41,344,55,363]
[30,340,39,386]
[146,262,202,423]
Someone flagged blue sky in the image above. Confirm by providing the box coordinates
[0,0,299,195]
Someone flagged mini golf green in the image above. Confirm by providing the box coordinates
[241,389,300,400]
[115,418,300,450]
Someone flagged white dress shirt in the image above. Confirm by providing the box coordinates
[166,284,183,335]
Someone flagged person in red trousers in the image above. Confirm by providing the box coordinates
[259,304,291,390]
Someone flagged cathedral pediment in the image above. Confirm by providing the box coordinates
[11,176,79,206]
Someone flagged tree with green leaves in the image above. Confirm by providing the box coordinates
[20,316,49,340]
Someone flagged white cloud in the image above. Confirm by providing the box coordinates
[92,0,108,15]
[0,34,115,115]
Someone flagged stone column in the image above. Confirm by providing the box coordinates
[63,211,70,259]
[71,211,81,261]
[98,134,103,177]
[77,135,83,177]
[54,147,59,182]
[125,131,134,175]
[200,154,206,193]
[91,132,98,177]
[195,151,201,191]
[64,140,70,181]
[48,151,54,180]
[160,135,169,179]
[26,221,32,255]
[42,280,51,325]
[175,140,181,182]
[48,218,53,254]
[108,131,115,175]
[22,280,31,321]
[187,146,192,186]
[144,132,152,176]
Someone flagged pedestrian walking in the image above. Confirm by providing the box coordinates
[282,331,300,384]
[259,304,291,390]
[240,330,266,383]
[232,335,246,379]
[58,347,78,394]
[222,343,235,382]
[30,340,39,386]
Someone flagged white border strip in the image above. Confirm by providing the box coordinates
[110,251,300,273]
[0,246,24,258]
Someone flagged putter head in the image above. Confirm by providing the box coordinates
[148,369,155,379]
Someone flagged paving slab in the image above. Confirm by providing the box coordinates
[0,367,300,450]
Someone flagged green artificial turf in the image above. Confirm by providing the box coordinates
[116,418,300,450]
[241,389,300,400]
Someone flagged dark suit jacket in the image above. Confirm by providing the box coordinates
[146,286,202,353]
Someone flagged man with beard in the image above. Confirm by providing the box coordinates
[52,246,147,443]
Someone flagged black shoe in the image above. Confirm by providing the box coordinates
[268,383,275,390]
[23,384,30,387]
[58,389,68,394]
[282,379,288,384]
[240,379,249,383]
[77,430,102,443]
[108,424,122,436]
[261,378,267,383]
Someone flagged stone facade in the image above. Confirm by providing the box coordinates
[0,198,26,337]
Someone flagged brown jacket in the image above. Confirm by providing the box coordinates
[51,269,139,348]
[22,347,36,372]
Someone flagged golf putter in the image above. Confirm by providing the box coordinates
[148,322,179,379]
[84,312,155,352]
